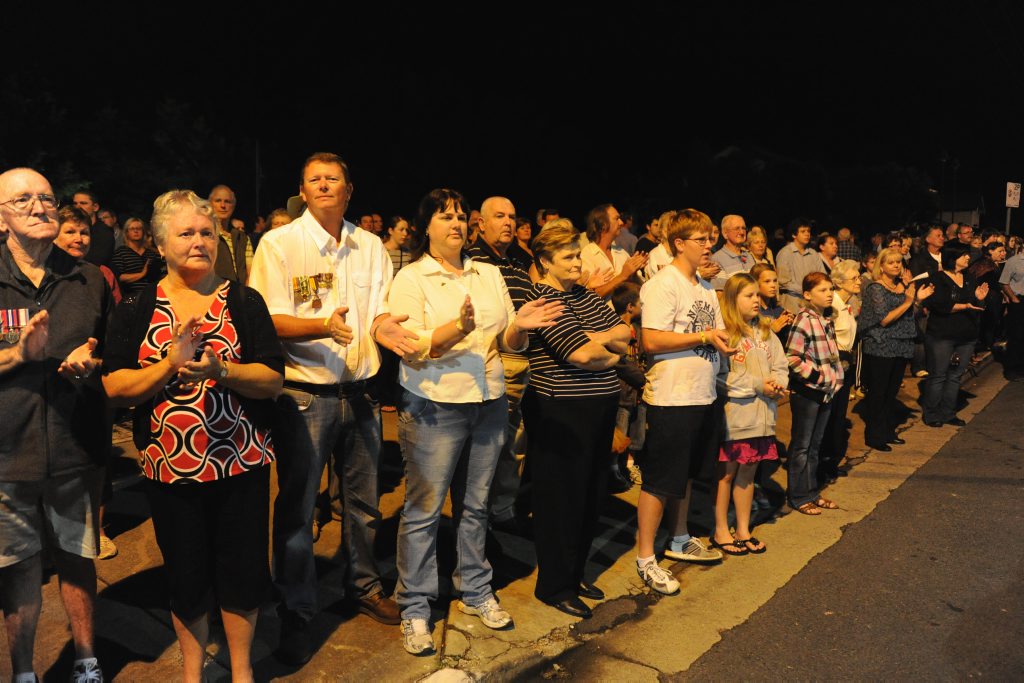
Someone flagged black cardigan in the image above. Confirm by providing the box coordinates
[103,282,284,450]
[924,271,982,343]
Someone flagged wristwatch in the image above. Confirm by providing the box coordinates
[218,364,229,380]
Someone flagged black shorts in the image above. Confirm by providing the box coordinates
[146,466,271,621]
[639,403,721,498]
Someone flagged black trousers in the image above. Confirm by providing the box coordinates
[861,353,908,445]
[819,370,853,475]
[1005,301,1024,373]
[523,390,617,603]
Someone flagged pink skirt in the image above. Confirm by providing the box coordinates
[718,436,779,465]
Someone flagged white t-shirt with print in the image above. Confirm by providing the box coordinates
[640,264,724,406]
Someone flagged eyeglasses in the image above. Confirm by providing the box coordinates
[685,236,714,246]
[0,193,59,214]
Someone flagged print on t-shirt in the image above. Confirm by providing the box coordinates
[688,300,719,362]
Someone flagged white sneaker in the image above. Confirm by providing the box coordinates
[97,534,118,560]
[458,597,512,629]
[400,618,434,655]
[70,657,104,683]
[637,561,680,595]
[664,537,723,563]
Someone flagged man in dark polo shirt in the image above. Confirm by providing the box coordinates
[0,168,112,683]
[468,196,534,534]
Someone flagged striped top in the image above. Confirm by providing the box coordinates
[526,283,622,399]
[468,242,534,362]
[467,242,532,310]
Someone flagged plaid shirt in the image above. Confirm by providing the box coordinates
[836,240,862,262]
[785,307,844,401]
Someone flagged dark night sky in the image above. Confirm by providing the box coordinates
[5,3,1024,231]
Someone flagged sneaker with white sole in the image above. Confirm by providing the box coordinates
[97,534,118,560]
[457,597,512,629]
[70,657,104,683]
[400,618,435,655]
[664,537,723,563]
[637,561,680,595]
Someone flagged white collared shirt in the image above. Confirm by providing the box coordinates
[644,242,672,280]
[581,242,630,289]
[248,210,391,384]
[832,293,857,352]
[387,255,520,403]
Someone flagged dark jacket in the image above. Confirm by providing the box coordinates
[215,228,249,283]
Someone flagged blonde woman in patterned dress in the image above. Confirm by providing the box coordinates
[103,190,283,683]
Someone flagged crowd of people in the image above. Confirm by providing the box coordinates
[1,156,1020,681]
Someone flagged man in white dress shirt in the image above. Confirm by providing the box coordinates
[249,152,418,665]
[580,203,648,298]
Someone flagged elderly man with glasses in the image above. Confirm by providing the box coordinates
[0,167,114,683]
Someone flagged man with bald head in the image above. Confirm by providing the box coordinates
[0,168,112,682]
[709,214,753,289]
[209,184,252,283]
[468,196,534,533]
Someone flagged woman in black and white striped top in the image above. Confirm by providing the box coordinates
[522,222,631,619]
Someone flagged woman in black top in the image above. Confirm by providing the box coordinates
[921,244,988,427]
[522,222,631,619]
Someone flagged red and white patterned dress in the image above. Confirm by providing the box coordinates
[138,283,274,483]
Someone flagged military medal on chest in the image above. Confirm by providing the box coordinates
[1,308,29,344]
[292,273,335,310]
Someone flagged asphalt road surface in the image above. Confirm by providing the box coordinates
[678,380,1024,680]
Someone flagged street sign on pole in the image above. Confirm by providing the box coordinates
[1007,182,1021,234]
[1007,182,1021,208]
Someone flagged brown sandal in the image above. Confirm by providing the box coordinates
[795,502,822,515]
[815,497,838,510]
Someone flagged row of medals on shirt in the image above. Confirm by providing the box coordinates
[0,308,29,343]
[0,280,335,345]
[293,273,335,310]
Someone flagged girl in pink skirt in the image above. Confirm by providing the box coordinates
[712,273,790,555]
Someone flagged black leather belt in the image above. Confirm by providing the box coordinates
[284,379,370,397]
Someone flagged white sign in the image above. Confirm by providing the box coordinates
[1007,182,1021,208]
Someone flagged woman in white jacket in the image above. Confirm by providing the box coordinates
[713,273,789,555]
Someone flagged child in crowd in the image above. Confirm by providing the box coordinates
[713,273,788,554]
[785,272,845,515]
[610,283,646,492]
[750,263,795,339]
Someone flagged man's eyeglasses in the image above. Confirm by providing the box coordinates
[686,236,714,246]
[0,194,59,214]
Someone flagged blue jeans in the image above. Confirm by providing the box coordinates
[272,386,383,621]
[395,390,507,621]
[921,336,974,423]
[787,393,833,508]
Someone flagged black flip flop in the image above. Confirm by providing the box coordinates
[735,537,767,554]
[709,537,749,556]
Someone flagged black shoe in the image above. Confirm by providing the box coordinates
[945,417,967,427]
[607,468,633,494]
[888,437,906,445]
[866,441,892,452]
[544,596,592,619]
[275,610,313,666]
[578,582,604,601]
[924,419,943,427]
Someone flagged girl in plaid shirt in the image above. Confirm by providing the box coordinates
[785,272,845,515]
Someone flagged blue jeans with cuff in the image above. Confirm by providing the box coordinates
[272,386,384,622]
[787,393,833,509]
